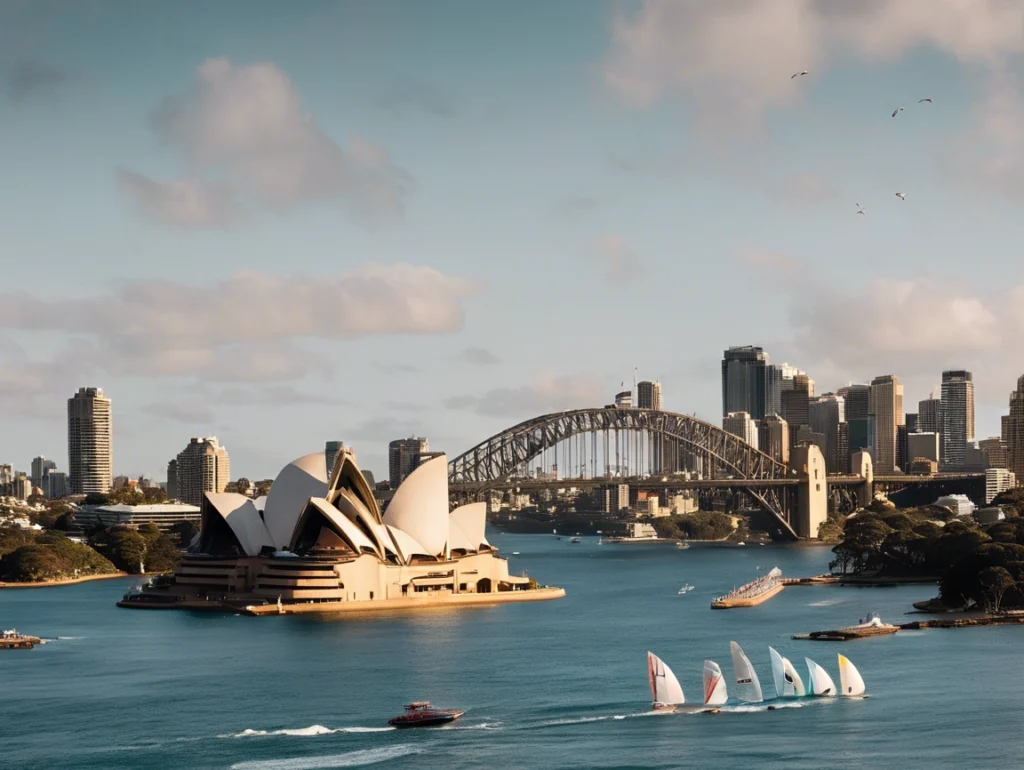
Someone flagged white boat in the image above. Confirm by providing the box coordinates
[838,654,866,697]
[736,541,746,547]
[729,641,763,703]
[511,551,521,555]
[838,612,897,632]
[805,657,837,697]
[703,660,728,705]
[647,651,685,711]
[676,541,690,549]
[677,584,695,595]
[769,646,806,697]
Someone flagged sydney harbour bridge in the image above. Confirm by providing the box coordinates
[445,407,985,540]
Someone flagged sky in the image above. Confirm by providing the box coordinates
[4,0,1024,481]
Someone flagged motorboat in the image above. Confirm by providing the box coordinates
[388,702,465,728]
[570,537,581,543]
[677,584,695,595]
[676,541,690,549]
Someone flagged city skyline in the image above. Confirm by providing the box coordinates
[4,2,1024,479]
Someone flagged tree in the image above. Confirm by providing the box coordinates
[142,487,168,504]
[108,487,145,506]
[170,520,199,548]
[144,534,182,573]
[980,566,1016,613]
[236,477,251,495]
[84,492,110,506]
[93,528,148,573]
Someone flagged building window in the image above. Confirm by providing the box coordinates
[816,484,821,491]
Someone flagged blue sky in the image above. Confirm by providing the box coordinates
[3,0,1024,480]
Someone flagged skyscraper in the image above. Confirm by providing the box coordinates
[941,370,975,470]
[759,415,790,464]
[809,393,845,473]
[67,387,113,495]
[636,381,663,410]
[325,440,344,477]
[30,456,56,491]
[781,373,814,445]
[869,375,904,473]
[722,412,759,448]
[722,346,771,420]
[918,395,941,434]
[838,384,870,422]
[172,437,231,506]
[389,437,429,488]
[1002,375,1024,481]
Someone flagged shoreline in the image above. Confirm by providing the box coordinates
[0,572,131,589]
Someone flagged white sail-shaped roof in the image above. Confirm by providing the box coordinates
[204,493,275,556]
[263,452,329,549]
[449,502,489,551]
[292,498,378,556]
[382,455,449,558]
[333,487,391,560]
[448,519,476,553]
[328,450,382,523]
[386,525,436,563]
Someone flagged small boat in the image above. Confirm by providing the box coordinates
[597,537,603,545]
[1,629,40,650]
[675,541,690,549]
[703,660,728,705]
[735,541,746,547]
[511,551,521,555]
[388,702,465,728]
[647,651,685,712]
[805,657,837,697]
[838,654,866,697]
[769,646,806,697]
[570,537,581,543]
[677,584,695,595]
[730,641,763,703]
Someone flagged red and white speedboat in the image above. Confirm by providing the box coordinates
[388,702,465,728]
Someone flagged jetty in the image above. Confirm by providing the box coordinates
[793,612,900,641]
[1,629,42,649]
[711,567,783,609]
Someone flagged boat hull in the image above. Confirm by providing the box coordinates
[388,711,464,728]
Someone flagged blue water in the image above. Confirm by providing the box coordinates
[3,535,1022,769]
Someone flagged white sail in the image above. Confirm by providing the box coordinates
[782,656,806,696]
[805,657,837,697]
[769,646,787,698]
[647,651,685,706]
[838,654,866,697]
[730,642,763,703]
[703,660,728,705]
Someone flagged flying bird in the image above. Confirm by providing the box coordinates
[791,70,809,79]
[892,107,904,117]
[855,203,866,215]
[896,192,906,200]
[918,98,933,103]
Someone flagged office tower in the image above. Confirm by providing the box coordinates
[636,381,663,410]
[979,437,1008,469]
[897,425,909,472]
[325,440,344,478]
[172,437,231,507]
[941,370,975,470]
[869,375,904,473]
[809,393,845,473]
[722,412,759,448]
[837,384,870,421]
[986,468,1017,504]
[30,456,56,491]
[389,436,429,488]
[1003,376,1024,480]
[67,387,113,495]
[722,346,772,420]
[45,471,69,499]
[918,395,941,434]
[837,422,849,473]
[781,374,814,445]
[905,413,919,434]
[166,459,178,501]
[759,414,790,464]
[907,432,940,465]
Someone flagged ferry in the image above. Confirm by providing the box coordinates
[1,629,41,650]
[388,702,465,728]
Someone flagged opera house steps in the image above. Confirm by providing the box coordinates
[118,449,564,614]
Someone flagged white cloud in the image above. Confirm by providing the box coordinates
[603,1,1024,128]
[121,57,410,226]
[446,372,605,418]
[116,169,241,229]
[591,234,643,284]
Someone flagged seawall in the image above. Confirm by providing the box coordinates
[711,582,784,609]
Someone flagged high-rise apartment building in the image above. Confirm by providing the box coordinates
[722,346,772,420]
[941,370,975,470]
[986,468,1017,504]
[918,395,941,434]
[869,375,904,473]
[45,471,69,499]
[636,381,663,410]
[172,437,231,506]
[1002,375,1024,481]
[759,415,790,464]
[67,387,113,495]
[809,393,845,473]
[722,412,759,448]
[389,436,430,489]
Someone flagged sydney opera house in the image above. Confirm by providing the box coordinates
[119,449,563,614]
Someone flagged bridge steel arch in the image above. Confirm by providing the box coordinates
[448,408,798,537]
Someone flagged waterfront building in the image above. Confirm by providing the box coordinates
[722,411,758,448]
[781,374,814,445]
[636,381,662,410]
[918,394,941,435]
[758,415,789,464]
[907,432,940,466]
[869,375,903,473]
[722,346,772,420]
[941,370,975,470]
[979,437,1008,469]
[389,436,429,489]
[325,440,344,477]
[76,502,202,531]
[934,494,975,517]
[121,450,558,612]
[985,468,1017,505]
[171,437,231,507]
[809,393,845,473]
[1001,375,1024,481]
[67,387,113,495]
[604,484,630,513]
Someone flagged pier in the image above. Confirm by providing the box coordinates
[711,567,783,609]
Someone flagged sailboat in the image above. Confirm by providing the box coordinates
[769,646,806,697]
[703,660,728,706]
[838,654,866,697]
[647,651,685,712]
[805,657,837,697]
[729,642,763,703]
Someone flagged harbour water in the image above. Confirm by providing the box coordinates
[3,534,1023,769]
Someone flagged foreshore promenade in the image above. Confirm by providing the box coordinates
[243,586,566,615]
